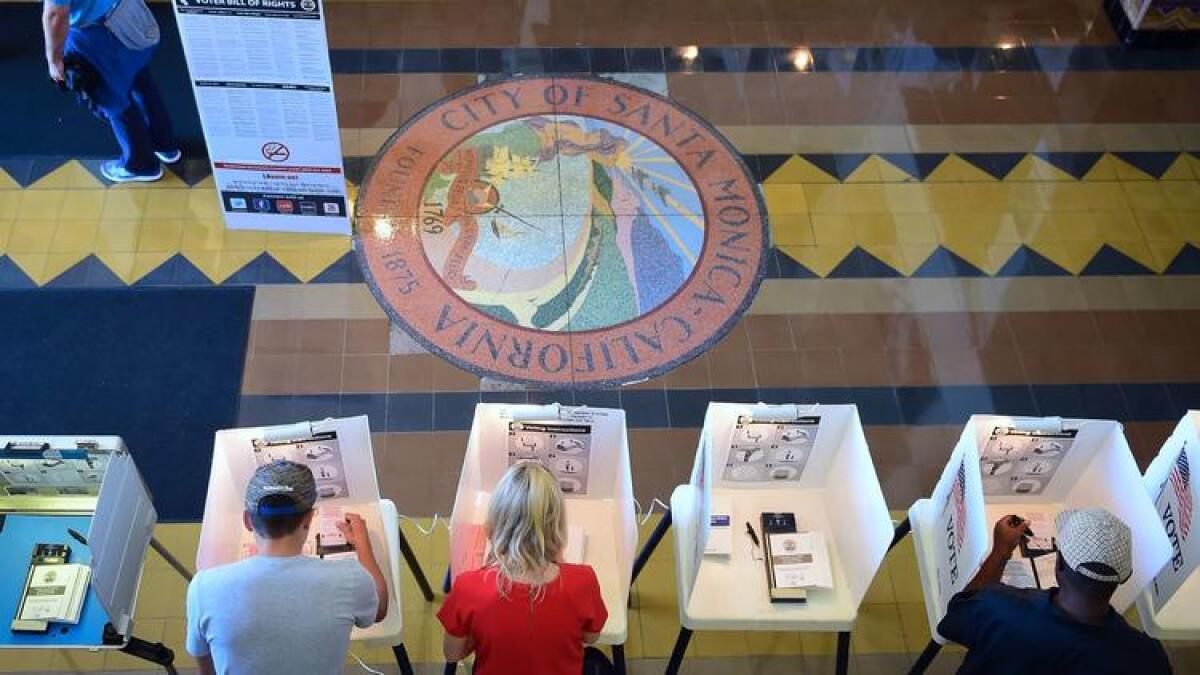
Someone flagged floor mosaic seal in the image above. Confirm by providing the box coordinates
[355,76,768,387]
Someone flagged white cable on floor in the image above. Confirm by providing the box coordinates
[638,498,671,526]
[398,513,449,535]
[351,653,386,675]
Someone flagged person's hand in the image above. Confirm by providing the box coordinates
[993,515,1029,555]
[337,512,371,551]
[48,56,65,84]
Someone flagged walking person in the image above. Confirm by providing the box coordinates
[43,0,180,182]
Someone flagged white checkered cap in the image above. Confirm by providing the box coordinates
[1055,508,1133,584]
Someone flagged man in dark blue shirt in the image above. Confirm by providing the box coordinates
[938,508,1172,675]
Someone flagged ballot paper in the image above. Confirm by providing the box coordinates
[18,563,90,624]
[1022,511,1056,552]
[767,531,833,589]
[1033,554,1058,589]
[704,495,733,556]
[309,506,354,559]
[240,506,355,560]
[1002,559,1039,589]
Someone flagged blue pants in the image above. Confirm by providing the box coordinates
[65,25,175,172]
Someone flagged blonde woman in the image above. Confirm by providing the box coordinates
[438,461,609,674]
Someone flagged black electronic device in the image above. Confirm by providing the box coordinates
[11,543,72,633]
[760,512,807,603]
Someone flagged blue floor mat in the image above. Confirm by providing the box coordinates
[0,4,203,157]
[0,287,253,521]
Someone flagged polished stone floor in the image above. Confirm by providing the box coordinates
[2,0,1200,671]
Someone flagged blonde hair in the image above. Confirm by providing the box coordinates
[485,461,566,597]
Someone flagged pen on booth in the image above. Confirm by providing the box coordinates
[67,528,89,546]
[744,522,760,549]
[1007,515,1035,539]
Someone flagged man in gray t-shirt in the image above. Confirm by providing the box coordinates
[186,461,388,675]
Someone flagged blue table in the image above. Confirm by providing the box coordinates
[0,513,112,648]
[0,513,179,672]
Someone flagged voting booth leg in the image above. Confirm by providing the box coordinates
[612,643,626,675]
[149,536,195,582]
[392,643,415,675]
[907,639,942,675]
[632,508,673,583]
[888,517,911,552]
[397,527,435,602]
[663,627,692,675]
[836,631,851,675]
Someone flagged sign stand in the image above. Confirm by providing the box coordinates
[444,403,637,675]
[198,417,431,675]
[899,415,1172,675]
[1137,411,1200,640]
[171,0,351,234]
[664,402,893,675]
[0,436,178,673]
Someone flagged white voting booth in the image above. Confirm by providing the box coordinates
[668,402,892,674]
[197,417,406,655]
[910,415,1172,651]
[447,403,638,647]
[1137,410,1200,640]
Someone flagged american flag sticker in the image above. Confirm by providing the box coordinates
[951,460,967,548]
[1170,448,1192,541]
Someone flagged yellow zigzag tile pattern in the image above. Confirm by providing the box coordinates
[0,153,1197,284]
[762,152,1200,276]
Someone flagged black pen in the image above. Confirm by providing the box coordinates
[67,528,89,546]
[745,522,760,548]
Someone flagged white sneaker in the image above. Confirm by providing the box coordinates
[155,149,182,164]
[100,160,163,183]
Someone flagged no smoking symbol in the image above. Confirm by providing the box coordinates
[262,142,290,162]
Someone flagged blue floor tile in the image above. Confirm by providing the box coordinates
[387,393,434,432]
[1121,383,1181,421]
[433,391,481,430]
[339,393,388,431]
[896,387,953,425]
[284,394,341,422]
[620,389,669,428]
[1081,244,1154,276]
[846,387,904,425]
[574,389,621,409]
[666,389,713,428]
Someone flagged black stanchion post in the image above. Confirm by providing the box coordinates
[663,626,692,675]
[149,537,194,582]
[889,517,912,552]
[907,639,942,675]
[120,635,178,674]
[836,631,851,675]
[397,526,435,602]
[392,643,416,675]
[106,623,177,673]
[631,508,672,583]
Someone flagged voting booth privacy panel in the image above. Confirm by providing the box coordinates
[911,415,1172,643]
[0,436,156,648]
[447,403,638,644]
[197,416,403,643]
[672,403,893,630]
[1137,411,1200,640]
